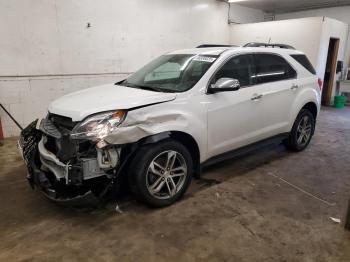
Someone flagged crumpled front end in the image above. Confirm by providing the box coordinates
[19,116,122,205]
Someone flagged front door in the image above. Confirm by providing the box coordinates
[206,54,262,158]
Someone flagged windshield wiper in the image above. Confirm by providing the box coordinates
[118,81,177,93]
[134,85,163,92]
[121,82,163,92]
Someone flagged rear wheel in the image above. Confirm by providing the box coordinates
[284,109,315,151]
[128,139,193,207]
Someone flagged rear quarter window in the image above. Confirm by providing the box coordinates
[290,54,316,75]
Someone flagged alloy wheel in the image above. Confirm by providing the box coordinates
[296,115,312,147]
[146,150,188,200]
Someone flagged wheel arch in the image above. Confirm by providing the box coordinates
[168,131,201,178]
[287,100,318,136]
[288,92,319,130]
[138,131,201,178]
[301,101,318,121]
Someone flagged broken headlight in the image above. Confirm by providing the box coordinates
[70,111,126,140]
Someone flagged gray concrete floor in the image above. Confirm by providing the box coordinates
[1,107,350,261]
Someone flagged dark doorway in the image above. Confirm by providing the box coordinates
[322,38,340,106]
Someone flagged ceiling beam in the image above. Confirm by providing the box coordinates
[219,0,350,14]
[272,2,350,14]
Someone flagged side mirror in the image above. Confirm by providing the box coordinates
[209,78,240,93]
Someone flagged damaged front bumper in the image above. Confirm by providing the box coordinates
[19,119,121,205]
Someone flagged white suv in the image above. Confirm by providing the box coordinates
[19,43,321,207]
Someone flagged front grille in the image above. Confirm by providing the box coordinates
[48,113,76,131]
[20,120,42,165]
[40,118,61,139]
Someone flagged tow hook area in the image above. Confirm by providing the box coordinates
[97,147,120,169]
[38,135,121,183]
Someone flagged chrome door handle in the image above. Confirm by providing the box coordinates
[291,84,299,90]
[251,94,263,101]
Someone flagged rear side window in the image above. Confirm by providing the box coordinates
[254,54,297,84]
[290,54,316,75]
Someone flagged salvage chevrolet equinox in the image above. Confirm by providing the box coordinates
[19,43,321,207]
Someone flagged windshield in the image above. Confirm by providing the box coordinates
[120,54,217,93]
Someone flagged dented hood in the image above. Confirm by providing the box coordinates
[48,83,177,121]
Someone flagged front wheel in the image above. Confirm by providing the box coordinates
[128,139,193,208]
[284,109,315,151]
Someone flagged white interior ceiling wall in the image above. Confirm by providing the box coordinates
[230,17,324,65]
[0,0,238,137]
[229,17,349,102]
[275,6,350,77]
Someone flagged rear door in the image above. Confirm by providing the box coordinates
[251,53,298,135]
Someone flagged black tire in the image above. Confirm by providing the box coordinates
[128,139,193,208]
[284,109,315,151]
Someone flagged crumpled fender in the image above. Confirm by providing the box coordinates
[103,94,207,162]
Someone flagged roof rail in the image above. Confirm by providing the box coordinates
[243,42,295,50]
[196,44,236,48]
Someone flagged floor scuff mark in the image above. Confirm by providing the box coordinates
[267,172,336,207]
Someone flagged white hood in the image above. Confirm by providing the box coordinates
[48,84,177,121]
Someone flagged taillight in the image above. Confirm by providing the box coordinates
[317,78,323,91]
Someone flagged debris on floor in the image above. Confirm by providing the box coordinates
[248,182,255,187]
[115,204,123,214]
[330,217,341,224]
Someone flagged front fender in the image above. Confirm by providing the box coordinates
[104,102,206,161]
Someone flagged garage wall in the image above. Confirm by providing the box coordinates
[0,0,233,76]
[0,0,235,137]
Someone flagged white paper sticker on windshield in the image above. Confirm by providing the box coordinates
[193,56,216,63]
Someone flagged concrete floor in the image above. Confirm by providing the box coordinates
[1,107,350,261]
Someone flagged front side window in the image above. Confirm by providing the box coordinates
[121,54,217,93]
[254,54,297,84]
[211,55,255,87]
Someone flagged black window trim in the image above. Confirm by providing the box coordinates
[206,52,298,94]
[252,52,298,85]
[290,54,316,75]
